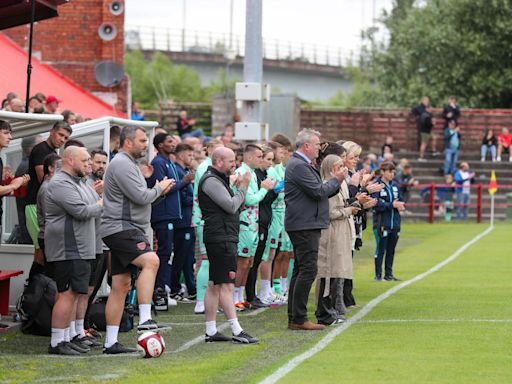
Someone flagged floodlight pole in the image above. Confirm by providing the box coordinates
[25,0,36,113]
[241,0,263,125]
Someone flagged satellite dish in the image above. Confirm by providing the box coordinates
[98,23,117,41]
[95,61,125,87]
[109,1,124,15]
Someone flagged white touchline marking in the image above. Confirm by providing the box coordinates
[259,225,494,384]
[359,319,512,324]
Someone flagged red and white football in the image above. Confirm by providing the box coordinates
[137,331,166,358]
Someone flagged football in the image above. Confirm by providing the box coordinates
[137,331,166,358]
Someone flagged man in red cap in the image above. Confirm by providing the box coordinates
[46,95,62,114]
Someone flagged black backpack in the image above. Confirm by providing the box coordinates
[16,274,57,336]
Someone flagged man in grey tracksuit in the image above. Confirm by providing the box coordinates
[45,146,103,356]
[101,126,174,354]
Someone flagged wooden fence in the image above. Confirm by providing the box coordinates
[300,107,512,153]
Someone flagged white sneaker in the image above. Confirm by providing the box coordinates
[497,156,502,162]
[168,295,178,306]
[481,157,485,162]
[194,301,205,314]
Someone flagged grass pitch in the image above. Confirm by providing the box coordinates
[1,223,510,383]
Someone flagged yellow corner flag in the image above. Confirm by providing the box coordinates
[488,170,498,195]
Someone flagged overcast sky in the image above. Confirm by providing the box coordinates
[125,0,393,57]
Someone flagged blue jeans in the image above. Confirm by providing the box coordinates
[480,145,496,161]
[444,148,459,175]
[182,128,204,139]
[456,192,470,221]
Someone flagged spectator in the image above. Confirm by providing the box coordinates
[198,147,259,343]
[418,105,438,161]
[25,122,71,280]
[454,162,475,221]
[396,158,409,174]
[0,121,30,238]
[8,98,25,113]
[45,146,102,356]
[371,161,405,281]
[443,120,461,175]
[176,110,203,138]
[395,164,419,203]
[442,96,461,127]
[28,96,43,113]
[481,129,497,162]
[101,126,174,354]
[46,95,62,114]
[496,127,512,162]
[315,153,355,326]
[381,136,393,157]
[220,123,235,147]
[285,129,345,331]
[130,101,145,121]
[34,92,46,104]
[437,173,456,222]
[411,96,430,150]
[109,125,121,161]
[14,135,43,244]
[62,110,77,125]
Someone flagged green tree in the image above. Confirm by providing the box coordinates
[125,50,206,107]
[365,0,512,108]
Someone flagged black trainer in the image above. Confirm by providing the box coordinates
[205,332,232,343]
[137,319,171,332]
[74,335,102,347]
[250,297,270,309]
[48,341,81,356]
[384,275,400,281]
[69,338,90,353]
[232,331,259,344]
[103,342,137,354]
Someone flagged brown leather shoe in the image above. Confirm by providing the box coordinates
[289,321,326,331]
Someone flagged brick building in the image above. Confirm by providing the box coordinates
[3,0,128,113]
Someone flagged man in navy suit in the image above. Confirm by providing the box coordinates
[284,129,346,331]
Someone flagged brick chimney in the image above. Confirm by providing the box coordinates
[3,0,127,114]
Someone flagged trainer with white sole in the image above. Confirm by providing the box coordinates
[101,126,175,354]
[198,147,259,344]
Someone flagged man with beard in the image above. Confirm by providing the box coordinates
[101,126,174,354]
[46,146,102,355]
[199,147,258,343]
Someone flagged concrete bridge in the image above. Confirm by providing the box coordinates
[125,25,356,101]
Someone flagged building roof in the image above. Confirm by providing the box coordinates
[0,0,68,30]
[0,33,126,119]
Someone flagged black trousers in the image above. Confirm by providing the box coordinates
[287,229,320,324]
[315,278,345,325]
[245,226,269,303]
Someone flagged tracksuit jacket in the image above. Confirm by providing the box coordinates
[45,170,102,262]
[371,177,402,232]
[101,151,163,238]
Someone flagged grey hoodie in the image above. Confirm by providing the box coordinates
[44,170,103,262]
[101,151,163,238]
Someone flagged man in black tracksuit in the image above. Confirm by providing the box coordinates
[245,162,278,306]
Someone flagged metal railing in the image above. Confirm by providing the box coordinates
[124,25,359,67]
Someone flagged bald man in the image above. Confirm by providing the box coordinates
[45,146,103,355]
[198,147,259,344]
